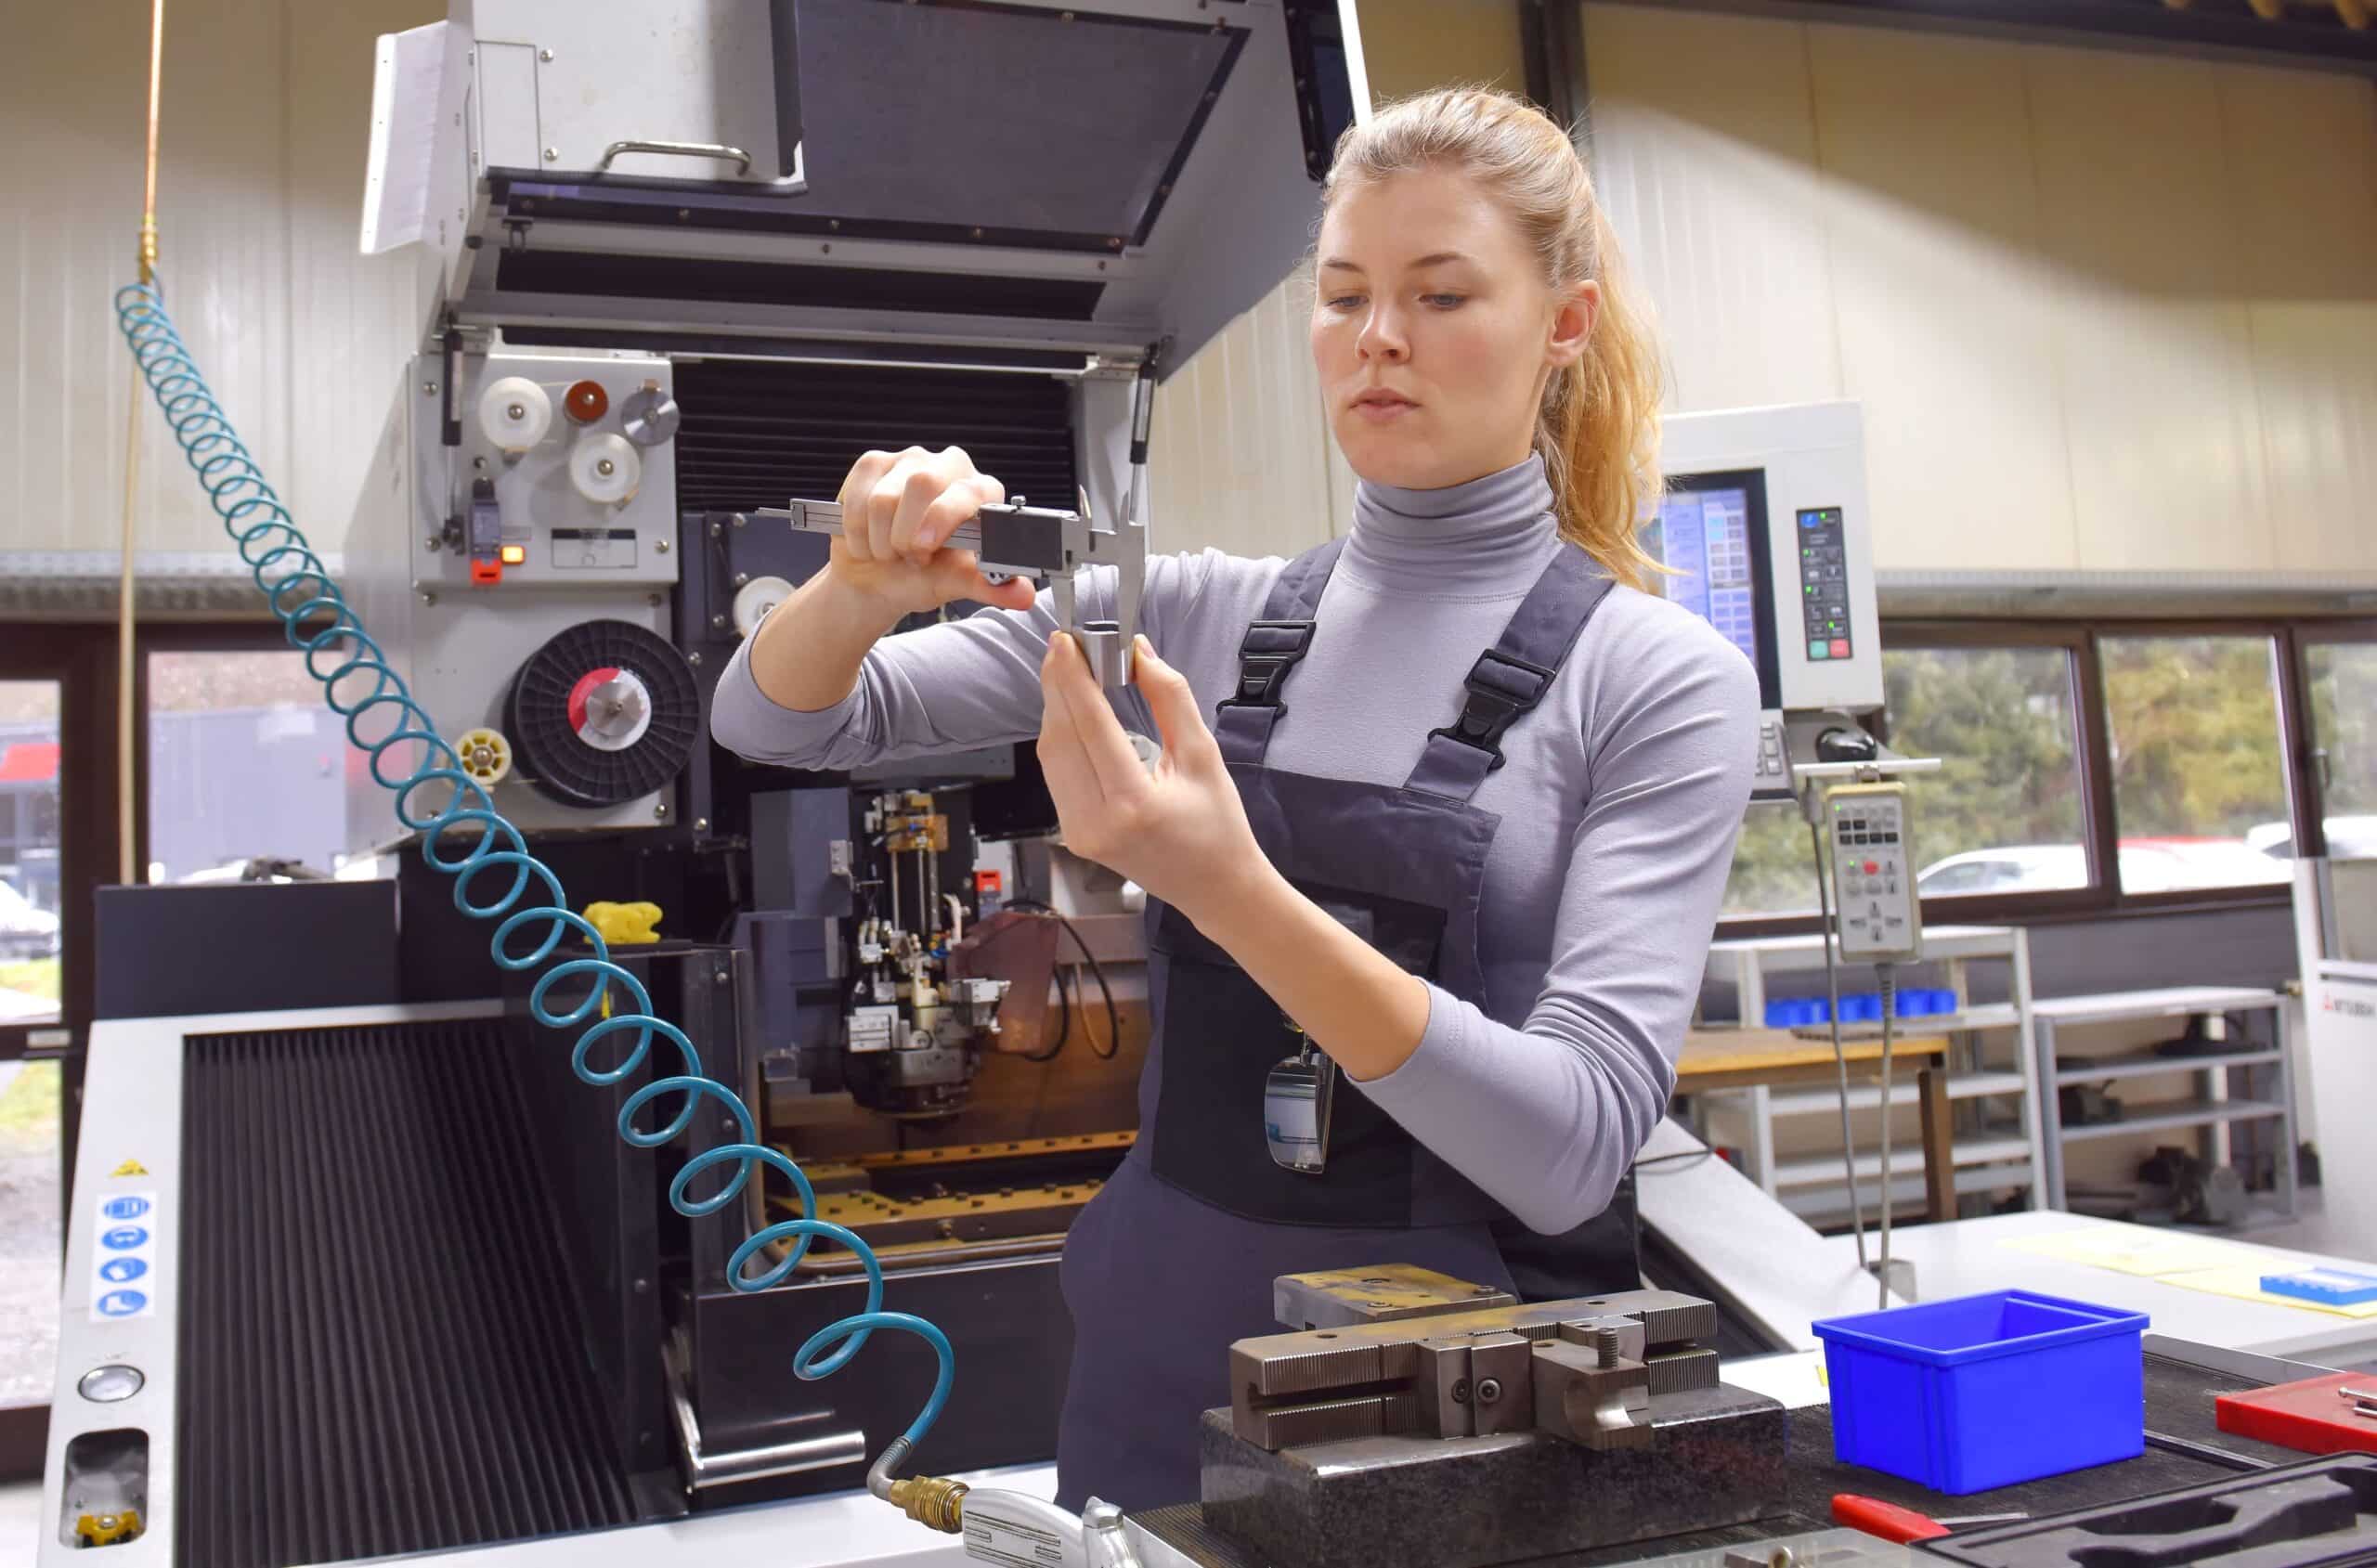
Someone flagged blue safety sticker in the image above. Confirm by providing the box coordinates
[90,1190,159,1323]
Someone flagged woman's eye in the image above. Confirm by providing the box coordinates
[1325,295,1364,310]
[1423,293,1467,309]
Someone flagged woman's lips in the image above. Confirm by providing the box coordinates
[1351,392,1417,423]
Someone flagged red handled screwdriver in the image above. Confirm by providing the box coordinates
[1832,1494,2028,1543]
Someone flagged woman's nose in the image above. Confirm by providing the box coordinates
[1357,305,1409,362]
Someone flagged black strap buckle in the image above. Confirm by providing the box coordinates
[1216,620,1318,710]
[1428,649,1558,771]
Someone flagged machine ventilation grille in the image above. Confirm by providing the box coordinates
[177,1019,640,1568]
[671,357,1081,515]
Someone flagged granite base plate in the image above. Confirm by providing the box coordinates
[1197,1382,1788,1568]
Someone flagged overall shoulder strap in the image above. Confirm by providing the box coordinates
[1214,537,1348,768]
[1405,547,1618,802]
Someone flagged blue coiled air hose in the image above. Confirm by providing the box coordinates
[113,279,955,1461]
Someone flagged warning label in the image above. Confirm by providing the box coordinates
[90,1190,158,1323]
[962,1502,1076,1567]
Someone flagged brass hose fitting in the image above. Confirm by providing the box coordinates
[887,1472,968,1533]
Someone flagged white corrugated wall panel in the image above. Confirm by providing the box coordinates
[1149,264,1344,562]
[1584,5,1842,417]
[1803,25,2077,574]
[1581,2,2377,579]
[2219,63,2377,576]
[2024,48,2275,574]
[5,0,437,570]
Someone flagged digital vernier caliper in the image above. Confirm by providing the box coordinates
[754,490,1147,693]
[755,359,1159,703]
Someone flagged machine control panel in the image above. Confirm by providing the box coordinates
[415,351,681,592]
[1754,712,1791,797]
[1829,781,1922,963]
[1797,505,1853,664]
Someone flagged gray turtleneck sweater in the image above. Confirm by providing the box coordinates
[709,456,1759,1234]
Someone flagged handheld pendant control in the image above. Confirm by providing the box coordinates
[1264,1031,1336,1175]
[1827,781,1922,964]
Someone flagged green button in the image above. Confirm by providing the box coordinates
[1809,640,1829,661]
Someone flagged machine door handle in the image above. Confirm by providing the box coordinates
[597,139,753,176]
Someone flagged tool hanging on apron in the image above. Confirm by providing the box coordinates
[1055,537,1638,1512]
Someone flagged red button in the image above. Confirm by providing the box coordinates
[1864,861,1879,875]
[1829,639,1851,657]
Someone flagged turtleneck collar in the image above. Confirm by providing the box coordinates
[1344,453,1559,598]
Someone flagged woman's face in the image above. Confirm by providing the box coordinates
[1311,164,1597,491]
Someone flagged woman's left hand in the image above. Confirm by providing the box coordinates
[1037,633,1268,927]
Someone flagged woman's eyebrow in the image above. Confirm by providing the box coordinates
[1318,251,1476,273]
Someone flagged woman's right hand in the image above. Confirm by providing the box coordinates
[827,446,1041,617]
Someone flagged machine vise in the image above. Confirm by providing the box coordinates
[1183,1267,1789,1568]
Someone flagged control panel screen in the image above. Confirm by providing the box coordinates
[1644,486,1760,671]
[1641,469,1782,712]
[1797,506,1851,662]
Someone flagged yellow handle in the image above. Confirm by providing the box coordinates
[584,901,665,947]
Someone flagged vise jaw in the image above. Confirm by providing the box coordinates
[1228,1267,1718,1456]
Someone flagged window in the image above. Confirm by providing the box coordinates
[0,1057,60,1410]
[0,680,62,1423]
[147,651,350,884]
[2100,635,2291,893]
[1720,802,1820,919]
[0,682,62,1027]
[1886,645,2088,901]
[2306,641,2377,859]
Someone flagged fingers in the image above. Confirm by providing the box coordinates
[1037,635,1106,819]
[918,469,1005,558]
[928,551,1038,612]
[853,445,994,564]
[1131,638,1217,769]
[842,447,916,563]
[1046,631,1152,798]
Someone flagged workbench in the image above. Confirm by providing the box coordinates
[1130,1334,2332,1564]
[1675,1027,1964,1223]
[1819,1211,2377,1367]
[405,1325,2364,1567]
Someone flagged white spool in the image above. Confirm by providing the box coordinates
[732,575,795,637]
[477,376,552,454]
[568,433,642,505]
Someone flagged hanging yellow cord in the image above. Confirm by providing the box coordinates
[119,0,164,884]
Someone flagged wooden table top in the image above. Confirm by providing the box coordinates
[1676,1025,1949,1088]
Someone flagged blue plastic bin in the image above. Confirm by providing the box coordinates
[1812,1289,2148,1494]
[1764,998,1833,1028]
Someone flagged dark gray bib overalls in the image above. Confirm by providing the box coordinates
[1053,537,1638,1510]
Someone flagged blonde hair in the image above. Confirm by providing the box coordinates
[1320,87,1665,592]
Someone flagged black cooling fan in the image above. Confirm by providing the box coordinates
[505,620,701,808]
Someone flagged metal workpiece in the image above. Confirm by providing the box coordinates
[1530,1335,1653,1451]
[1274,1263,1518,1330]
[1227,1276,1721,1453]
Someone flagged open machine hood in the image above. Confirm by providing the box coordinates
[373,0,1366,374]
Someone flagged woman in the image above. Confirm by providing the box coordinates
[711,87,1759,1510]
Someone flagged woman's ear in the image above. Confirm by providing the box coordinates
[1547,279,1600,370]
